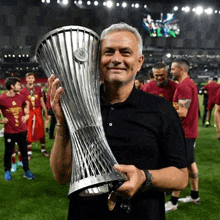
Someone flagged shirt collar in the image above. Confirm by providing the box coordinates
[100,84,138,107]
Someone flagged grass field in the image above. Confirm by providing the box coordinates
[0,95,220,219]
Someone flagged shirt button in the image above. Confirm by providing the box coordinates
[109,123,113,126]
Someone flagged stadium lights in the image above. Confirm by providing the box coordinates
[78,0,82,5]
[116,3,120,6]
[106,1,113,8]
[184,6,190,12]
[204,8,213,14]
[122,2,127,8]
[166,53,172,58]
[87,1,91,5]
[94,1,98,6]
[174,6,178,11]
[195,6,203,15]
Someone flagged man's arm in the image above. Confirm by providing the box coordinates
[40,96,49,120]
[176,99,191,117]
[214,104,220,140]
[114,165,188,199]
[21,100,29,123]
[48,75,72,184]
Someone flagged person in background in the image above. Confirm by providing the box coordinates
[214,87,220,140]
[141,62,178,103]
[165,57,200,212]
[202,77,220,127]
[20,73,50,160]
[0,77,35,181]
[134,73,146,90]
[201,79,212,126]
[49,22,188,220]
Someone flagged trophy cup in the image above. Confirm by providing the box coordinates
[35,26,127,197]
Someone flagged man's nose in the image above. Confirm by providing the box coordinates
[111,51,122,64]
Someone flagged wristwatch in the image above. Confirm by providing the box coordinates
[141,169,152,192]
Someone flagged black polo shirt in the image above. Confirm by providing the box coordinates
[68,86,187,220]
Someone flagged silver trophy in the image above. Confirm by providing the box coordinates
[35,26,127,197]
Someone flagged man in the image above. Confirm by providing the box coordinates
[214,88,220,139]
[203,77,220,127]
[141,62,178,103]
[165,58,200,212]
[49,23,188,220]
[21,73,50,160]
[0,77,35,181]
[134,73,145,90]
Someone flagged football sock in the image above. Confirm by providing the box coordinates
[170,196,178,205]
[191,190,199,199]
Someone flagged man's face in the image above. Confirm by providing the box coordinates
[153,68,168,85]
[134,79,143,90]
[26,75,35,85]
[12,82,21,93]
[170,62,181,81]
[100,30,144,86]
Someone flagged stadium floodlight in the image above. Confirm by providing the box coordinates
[78,0,82,5]
[57,0,60,3]
[46,0,50,3]
[94,1,98,6]
[135,3,139,8]
[184,6,190,12]
[63,0,69,5]
[41,0,45,3]
[215,10,218,13]
[166,53,172,58]
[116,3,120,6]
[106,1,113,8]
[122,2,127,8]
[144,4,147,8]
[195,6,203,15]
[87,1,91,5]
[205,8,213,15]
[174,6,178,11]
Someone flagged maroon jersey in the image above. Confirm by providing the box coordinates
[173,77,198,138]
[141,79,178,103]
[21,86,43,110]
[203,82,220,104]
[215,88,220,105]
[0,92,27,134]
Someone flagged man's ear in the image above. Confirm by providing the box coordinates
[137,55,144,72]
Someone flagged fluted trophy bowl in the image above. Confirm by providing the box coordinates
[35,25,127,197]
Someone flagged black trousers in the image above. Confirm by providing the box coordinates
[4,131,29,172]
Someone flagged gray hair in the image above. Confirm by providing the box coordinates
[100,22,143,56]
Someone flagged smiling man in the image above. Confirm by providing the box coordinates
[49,23,188,220]
[141,62,178,103]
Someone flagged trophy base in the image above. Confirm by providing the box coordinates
[68,173,126,197]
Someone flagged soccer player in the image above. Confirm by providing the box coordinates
[20,73,50,160]
[214,88,220,140]
[141,62,178,103]
[165,58,200,212]
[0,77,35,181]
[203,77,220,127]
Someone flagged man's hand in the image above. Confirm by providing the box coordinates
[113,164,146,199]
[0,117,8,124]
[21,114,29,123]
[48,75,65,125]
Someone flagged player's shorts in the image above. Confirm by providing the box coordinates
[207,101,215,110]
[185,138,196,165]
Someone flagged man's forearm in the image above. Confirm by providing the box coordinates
[149,167,188,191]
[50,124,72,184]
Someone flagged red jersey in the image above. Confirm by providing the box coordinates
[203,82,220,104]
[0,92,27,134]
[141,79,178,103]
[21,86,43,110]
[173,77,198,138]
[215,88,220,105]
